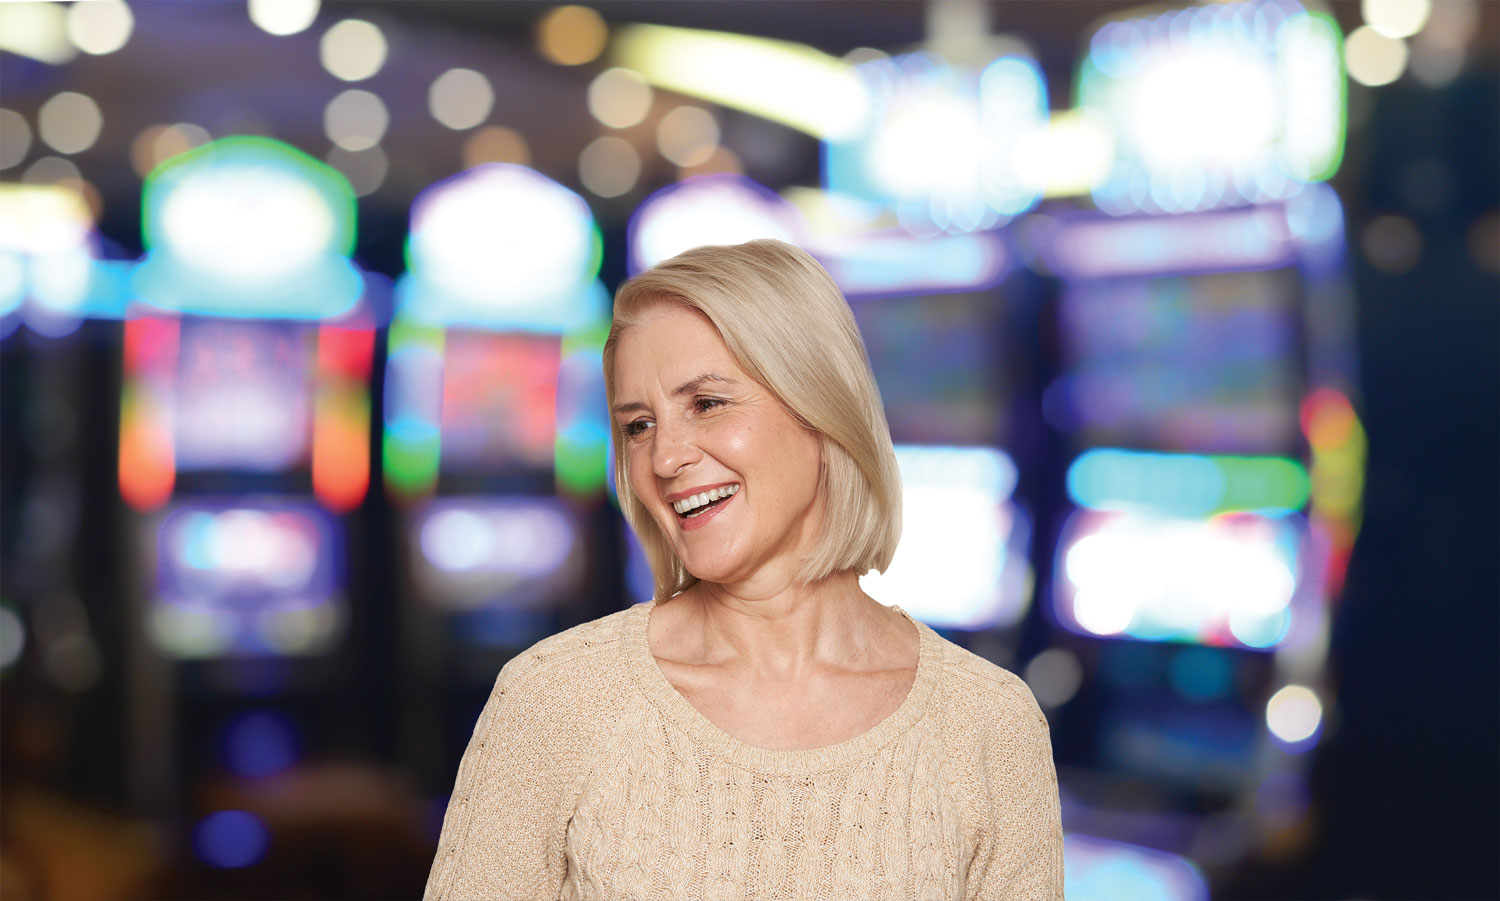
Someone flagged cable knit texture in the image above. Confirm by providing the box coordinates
[425,599,1064,900]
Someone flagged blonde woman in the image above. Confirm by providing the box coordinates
[425,239,1064,900]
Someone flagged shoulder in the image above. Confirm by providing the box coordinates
[485,606,635,715]
[930,637,1051,753]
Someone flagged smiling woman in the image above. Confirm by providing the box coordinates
[424,239,1064,901]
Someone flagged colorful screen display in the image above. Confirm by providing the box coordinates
[150,500,344,658]
[850,291,1008,446]
[439,332,559,473]
[174,319,314,472]
[1054,270,1302,455]
[409,496,584,619]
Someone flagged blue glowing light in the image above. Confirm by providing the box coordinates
[824,51,1048,232]
[194,810,270,869]
[1063,833,1209,901]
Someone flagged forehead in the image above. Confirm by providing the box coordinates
[613,305,745,389]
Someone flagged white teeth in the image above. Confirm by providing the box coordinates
[672,484,739,514]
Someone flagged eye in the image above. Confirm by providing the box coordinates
[693,396,726,413]
[621,419,653,439]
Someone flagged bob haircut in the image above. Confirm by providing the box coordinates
[603,238,903,601]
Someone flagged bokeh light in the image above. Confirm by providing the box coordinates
[1266,684,1324,744]
[588,67,654,129]
[578,136,641,199]
[462,125,530,169]
[1024,648,1084,709]
[248,0,319,37]
[130,123,212,178]
[1345,25,1409,87]
[22,156,82,187]
[656,105,719,167]
[38,92,103,155]
[65,0,133,55]
[1361,214,1423,274]
[536,5,607,66]
[429,68,493,130]
[194,810,270,868]
[1361,0,1431,40]
[0,109,31,171]
[320,18,387,82]
[324,89,388,152]
[326,145,387,197]
[0,2,75,65]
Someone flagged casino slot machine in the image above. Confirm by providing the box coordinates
[116,138,380,867]
[380,164,612,785]
[1026,0,1364,886]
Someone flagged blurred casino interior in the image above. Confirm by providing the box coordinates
[0,1,1496,898]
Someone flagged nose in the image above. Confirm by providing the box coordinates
[651,418,700,479]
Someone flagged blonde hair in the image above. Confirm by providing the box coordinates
[603,239,902,601]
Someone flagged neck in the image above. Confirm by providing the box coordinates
[665,571,893,679]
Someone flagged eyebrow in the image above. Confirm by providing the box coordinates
[611,372,738,415]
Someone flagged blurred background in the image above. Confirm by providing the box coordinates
[0,0,1495,898]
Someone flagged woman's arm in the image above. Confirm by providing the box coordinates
[964,683,1065,901]
[424,655,574,901]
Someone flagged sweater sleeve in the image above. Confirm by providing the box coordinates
[424,654,576,901]
[964,682,1065,901]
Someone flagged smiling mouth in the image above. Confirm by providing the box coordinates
[673,484,740,518]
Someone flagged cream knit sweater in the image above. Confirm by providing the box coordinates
[425,599,1064,900]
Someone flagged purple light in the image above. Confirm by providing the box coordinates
[223,711,298,778]
[194,810,269,869]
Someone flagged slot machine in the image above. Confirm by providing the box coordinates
[380,163,612,787]
[117,137,379,871]
[1030,0,1363,888]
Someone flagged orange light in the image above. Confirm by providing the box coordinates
[312,325,373,512]
[118,385,175,510]
[1300,387,1357,449]
[119,317,178,511]
[312,383,370,512]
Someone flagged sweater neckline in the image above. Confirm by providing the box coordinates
[620,597,943,775]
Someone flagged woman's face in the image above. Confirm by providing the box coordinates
[611,303,825,588]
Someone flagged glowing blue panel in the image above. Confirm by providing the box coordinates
[823,52,1047,233]
[134,137,362,319]
[151,500,345,658]
[860,445,1031,630]
[1068,448,1309,518]
[400,164,604,332]
[628,174,803,275]
[1063,834,1208,901]
[818,230,1010,299]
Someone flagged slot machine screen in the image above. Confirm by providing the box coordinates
[439,332,559,473]
[1056,269,1302,455]
[175,319,313,471]
[849,290,1007,446]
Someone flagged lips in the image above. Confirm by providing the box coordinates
[676,486,737,531]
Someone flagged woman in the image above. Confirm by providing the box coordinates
[424,239,1064,900]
